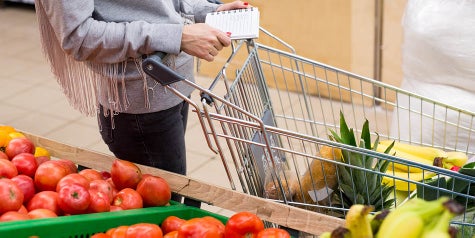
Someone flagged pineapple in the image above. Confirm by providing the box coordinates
[329,111,395,212]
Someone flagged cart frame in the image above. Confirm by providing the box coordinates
[142,32,475,237]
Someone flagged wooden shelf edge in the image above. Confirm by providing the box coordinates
[22,131,344,235]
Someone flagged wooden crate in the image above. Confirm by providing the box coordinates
[21,130,344,236]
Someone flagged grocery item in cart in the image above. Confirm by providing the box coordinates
[320,197,465,238]
[390,0,475,152]
[291,145,341,211]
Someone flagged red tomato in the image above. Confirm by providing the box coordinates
[57,183,91,215]
[163,231,178,238]
[18,205,28,214]
[91,233,112,238]
[0,178,24,214]
[126,223,163,238]
[27,208,58,219]
[87,189,111,213]
[0,159,18,178]
[136,174,171,207]
[34,160,73,191]
[224,212,265,238]
[256,228,291,238]
[55,159,78,174]
[35,156,50,167]
[111,159,142,190]
[161,216,186,234]
[79,169,104,181]
[109,205,123,212]
[106,178,119,198]
[11,153,38,178]
[201,216,225,234]
[0,211,30,222]
[108,225,129,238]
[27,190,62,215]
[100,171,112,180]
[5,137,35,160]
[11,175,36,204]
[89,179,115,203]
[0,151,9,160]
[177,217,225,238]
[56,173,90,192]
[113,188,143,210]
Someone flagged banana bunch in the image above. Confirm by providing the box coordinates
[376,140,468,192]
[319,204,374,238]
[377,197,464,238]
[319,197,464,238]
[376,140,468,171]
[381,169,434,192]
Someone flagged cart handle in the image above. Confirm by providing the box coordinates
[142,52,215,105]
[142,52,186,86]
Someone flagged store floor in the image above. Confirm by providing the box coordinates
[0,3,232,215]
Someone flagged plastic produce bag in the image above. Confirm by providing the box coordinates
[390,0,475,152]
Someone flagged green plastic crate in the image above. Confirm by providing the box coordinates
[0,204,228,238]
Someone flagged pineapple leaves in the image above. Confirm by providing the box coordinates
[329,111,395,211]
[338,111,357,146]
[361,119,371,149]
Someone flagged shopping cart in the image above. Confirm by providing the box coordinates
[142,29,475,236]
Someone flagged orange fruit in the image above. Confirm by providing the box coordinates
[34,147,51,158]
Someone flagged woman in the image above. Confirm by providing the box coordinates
[34,0,250,201]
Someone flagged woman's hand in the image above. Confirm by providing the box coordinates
[180,1,251,62]
[181,23,231,62]
[216,1,251,12]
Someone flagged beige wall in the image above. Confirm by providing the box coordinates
[197,0,407,94]
[381,0,406,87]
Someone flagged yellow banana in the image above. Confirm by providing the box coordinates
[379,140,448,160]
[376,197,448,238]
[319,232,331,238]
[319,227,351,238]
[375,211,424,238]
[376,141,445,173]
[444,151,468,168]
[420,210,452,238]
[420,199,465,238]
[345,204,374,238]
[382,168,437,192]
[369,210,390,235]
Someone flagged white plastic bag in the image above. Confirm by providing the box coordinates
[390,0,475,152]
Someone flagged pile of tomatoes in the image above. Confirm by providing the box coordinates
[91,211,291,238]
[0,126,172,221]
[0,126,293,237]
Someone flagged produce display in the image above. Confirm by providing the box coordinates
[0,125,172,221]
[1,112,473,237]
[320,196,465,238]
[0,125,292,237]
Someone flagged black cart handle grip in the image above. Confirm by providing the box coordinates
[142,52,185,86]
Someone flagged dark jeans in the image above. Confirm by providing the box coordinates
[99,101,188,174]
[98,101,200,206]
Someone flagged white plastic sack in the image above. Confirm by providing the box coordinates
[390,0,475,152]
